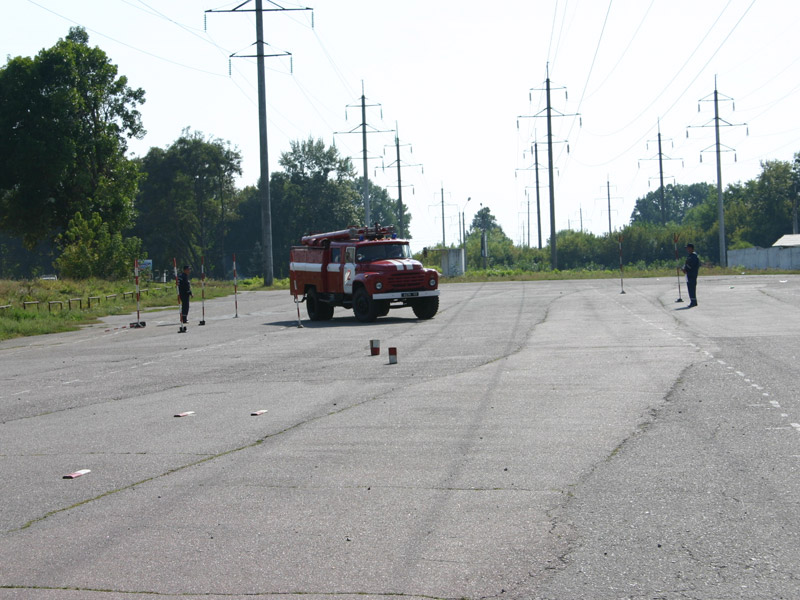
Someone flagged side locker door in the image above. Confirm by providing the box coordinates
[326,247,341,292]
[343,246,356,295]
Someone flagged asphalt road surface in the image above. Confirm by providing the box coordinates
[1,275,799,599]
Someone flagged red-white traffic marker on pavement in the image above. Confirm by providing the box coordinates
[63,469,91,479]
[370,339,380,356]
[388,347,398,364]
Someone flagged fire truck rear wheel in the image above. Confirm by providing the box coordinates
[306,287,334,321]
[353,287,378,322]
[411,296,439,319]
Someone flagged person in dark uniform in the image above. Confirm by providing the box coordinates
[681,244,700,307]
[178,265,193,323]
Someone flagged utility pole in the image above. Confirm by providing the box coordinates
[688,76,748,267]
[336,83,392,226]
[639,119,682,226]
[600,178,623,237]
[394,128,404,234]
[518,65,579,268]
[545,75,557,268]
[461,197,471,249]
[360,88,369,223]
[441,185,446,247]
[205,0,312,287]
[794,157,800,234]
[534,141,542,249]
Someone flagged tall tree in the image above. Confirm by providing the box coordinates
[134,129,242,276]
[224,185,262,278]
[463,206,513,268]
[741,159,795,247]
[269,138,363,277]
[630,183,714,226]
[0,27,145,249]
[470,206,500,232]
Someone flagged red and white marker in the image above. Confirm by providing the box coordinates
[370,339,380,356]
[233,253,239,319]
[63,469,91,479]
[174,411,195,418]
[251,410,268,416]
[129,259,146,328]
[388,347,398,364]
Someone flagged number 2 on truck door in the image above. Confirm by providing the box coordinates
[343,246,356,294]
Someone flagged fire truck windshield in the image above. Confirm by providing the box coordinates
[356,243,411,262]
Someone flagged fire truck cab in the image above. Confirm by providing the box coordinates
[290,225,440,322]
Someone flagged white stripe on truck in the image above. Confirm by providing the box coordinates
[290,262,322,272]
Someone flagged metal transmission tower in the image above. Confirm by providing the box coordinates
[638,119,682,225]
[515,141,547,248]
[518,66,579,269]
[428,186,456,248]
[335,83,393,225]
[205,0,312,287]
[687,77,748,267]
[380,122,422,237]
[600,178,622,237]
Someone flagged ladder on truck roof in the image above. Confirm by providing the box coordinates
[301,225,397,246]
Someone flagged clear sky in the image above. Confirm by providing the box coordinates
[3,0,800,252]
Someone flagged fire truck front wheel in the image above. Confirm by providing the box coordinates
[411,296,439,319]
[353,287,379,322]
[306,287,334,321]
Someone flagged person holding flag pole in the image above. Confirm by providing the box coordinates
[681,243,700,308]
[173,259,191,333]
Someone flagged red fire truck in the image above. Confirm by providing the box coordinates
[290,225,440,322]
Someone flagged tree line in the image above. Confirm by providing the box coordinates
[0,28,408,281]
[1,28,798,280]
[454,157,799,272]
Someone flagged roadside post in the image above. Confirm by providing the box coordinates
[129,259,146,328]
[199,256,207,326]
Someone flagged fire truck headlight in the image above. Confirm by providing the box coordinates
[375,281,383,290]
[429,278,437,287]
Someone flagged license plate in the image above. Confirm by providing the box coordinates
[401,292,419,298]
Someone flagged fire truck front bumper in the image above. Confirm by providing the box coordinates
[372,290,440,300]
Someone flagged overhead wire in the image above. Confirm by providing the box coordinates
[579,0,753,169]
[557,0,614,182]
[25,0,228,78]
[583,0,654,102]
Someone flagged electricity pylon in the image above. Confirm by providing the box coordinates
[687,76,748,267]
[205,0,312,286]
[335,82,393,225]
[639,119,682,226]
[518,65,579,269]
[381,122,422,236]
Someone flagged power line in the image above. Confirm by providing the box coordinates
[25,0,228,77]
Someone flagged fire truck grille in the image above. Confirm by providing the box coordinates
[387,272,425,291]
